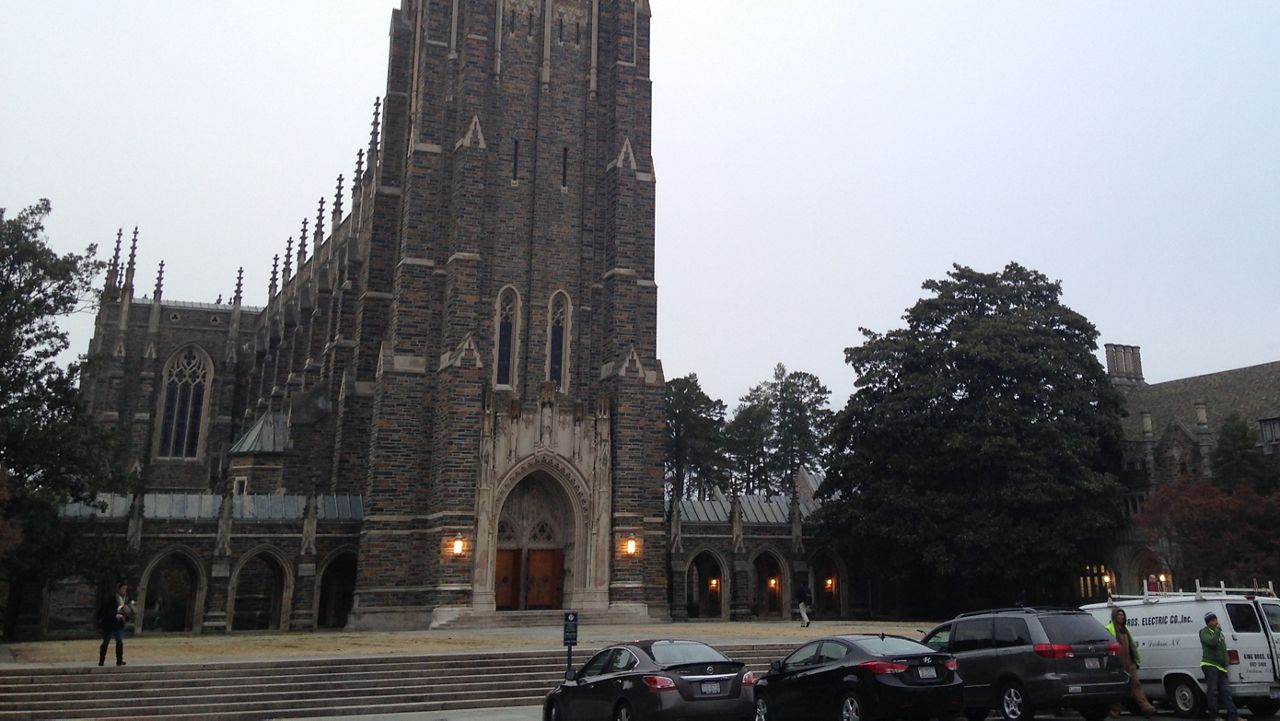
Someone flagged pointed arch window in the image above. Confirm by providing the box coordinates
[547,292,571,390]
[495,288,520,388]
[157,346,213,459]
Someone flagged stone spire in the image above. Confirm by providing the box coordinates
[269,254,279,298]
[226,267,244,364]
[298,223,308,269]
[233,267,244,307]
[354,149,364,187]
[315,197,326,249]
[368,97,382,168]
[283,237,294,281]
[122,227,139,299]
[333,174,344,226]
[152,260,165,301]
[105,228,123,293]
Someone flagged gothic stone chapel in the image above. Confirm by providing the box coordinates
[67,0,669,633]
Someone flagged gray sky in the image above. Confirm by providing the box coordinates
[3,1,1278,409]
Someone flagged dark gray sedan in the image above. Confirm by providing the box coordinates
[544,639,756,721]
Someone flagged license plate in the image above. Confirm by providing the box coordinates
[918,666,938,680]
[1085,658,1101,670]
[700,682,721,695]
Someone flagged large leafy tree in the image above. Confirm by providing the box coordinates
[821,263,1126,608]
[1,200,130,633]
[664,374,729,502]
[1211,414,1277,494]
[1139,480,1280,586]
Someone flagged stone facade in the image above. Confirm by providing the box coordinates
[1101,344,1280,596]
[54,0,672,634]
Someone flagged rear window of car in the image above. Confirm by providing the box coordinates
[1262,604,1280,633]
[994,617,1033,648]
[952,618,994,653]
[1039,613,1112,644]
[853,636,933,656]
[648,641,728,666]
[1226,603,1263,634]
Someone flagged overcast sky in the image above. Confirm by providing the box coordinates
[3,1,1278,409]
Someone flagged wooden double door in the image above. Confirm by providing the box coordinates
[495,548,564,611]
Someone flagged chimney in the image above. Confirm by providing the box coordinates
[1104,343,1145,386]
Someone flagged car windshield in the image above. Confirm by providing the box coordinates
[1262,604,1280,633]
[648,641,728,666]
[853,636,932,656]
[1040,613,1111,644]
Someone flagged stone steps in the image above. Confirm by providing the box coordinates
[0,643,794,719]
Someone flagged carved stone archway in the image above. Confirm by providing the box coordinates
[137,545,207,634]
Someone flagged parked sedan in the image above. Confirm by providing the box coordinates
[544,639,756,721]
[756,634,963,721]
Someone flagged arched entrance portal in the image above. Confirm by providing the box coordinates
[317,552,357,629]
[753,552,785,619]
[232,553,286,630]
[811,552,842,618]
[686,551,727,619]
[143,553,200,632]
[495,472,573,612]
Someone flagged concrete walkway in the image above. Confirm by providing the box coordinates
[2,619,932,666]
[299,708,542,721]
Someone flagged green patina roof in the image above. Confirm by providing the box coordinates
[229,411,288,455]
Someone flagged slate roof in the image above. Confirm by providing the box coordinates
[677,486,818,525]
[229,411,288,455]
[61,493,363,522]
[1119,361,1280,441]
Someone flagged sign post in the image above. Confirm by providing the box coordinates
[563,610,579,674]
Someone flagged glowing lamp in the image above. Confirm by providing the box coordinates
[768,578,778,590]
[1158,574,1167,584]
[625,536,637,556]
[1102,574,1112,585]
[452,535,465,556]
[825,578,835,590]
[709,578,720,590]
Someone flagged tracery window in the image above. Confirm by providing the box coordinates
[495,288,520,388]
[547,292,570,390]
[157,346,212,459]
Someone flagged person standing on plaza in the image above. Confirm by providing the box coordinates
[1200,611,1237,721]
[1106,608,1157,717]
[795,580,813,628]
[97,580,133,667]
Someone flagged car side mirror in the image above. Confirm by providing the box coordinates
[770,660,783,673]
[564,670,578,682]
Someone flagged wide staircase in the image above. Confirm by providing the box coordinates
[0,643,794,720]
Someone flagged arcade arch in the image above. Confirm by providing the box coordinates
[684,549,728,619]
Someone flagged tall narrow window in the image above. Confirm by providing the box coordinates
[561,147,569,188]
[157,346,212,459]
[547,292,570,389]
[576,21,581,44]
[512,139,520,182]
[496,289,518,387]
[558,17,564,43]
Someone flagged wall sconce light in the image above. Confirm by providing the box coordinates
[1102,574,1112,586]
[1158,573,1167,584]
[625,535,637,556]
[768,577,778,590]
[452,534,465,556]
[825,578,835,590]
[708,578,720,590]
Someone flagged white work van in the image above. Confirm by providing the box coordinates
[1081,582,1280,718]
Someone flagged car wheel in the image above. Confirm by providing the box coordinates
[755,694,770,721]
[965,710,990,721]
[613,701,633,721]
[1078,704,1110,721]
[998,682,1033,721]
[1166,676,1206,718]
[1246,700,1280,718]
[839,692,864,721]
[546,701,563,721]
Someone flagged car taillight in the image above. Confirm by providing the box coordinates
[859,660,910,675]
[1033,644,1075,660]
[1228,650,1241,665]
[944,659,959,671]
[742,671,756,686]
[643,675,677,692]
[1107,642,1122,657]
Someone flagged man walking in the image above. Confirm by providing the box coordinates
[795,580,813,628]
[98,580,133,667]
[1200,611,1237,721]
[1106,608,1156,717]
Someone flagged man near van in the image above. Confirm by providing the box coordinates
[1200,612,1237,721]
[1107,608,1157,717]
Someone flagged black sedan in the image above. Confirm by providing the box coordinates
[756,634,963,721]
[544,639,756,721]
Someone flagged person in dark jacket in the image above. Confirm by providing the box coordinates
[795,581,813,628]
[98,581,133,667]
[1106,608,1156,717]
[1200,611,1237,721]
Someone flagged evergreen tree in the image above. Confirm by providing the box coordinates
[822,263,1125,607]
[1211,413,1277,493]
[664,374,728,502]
